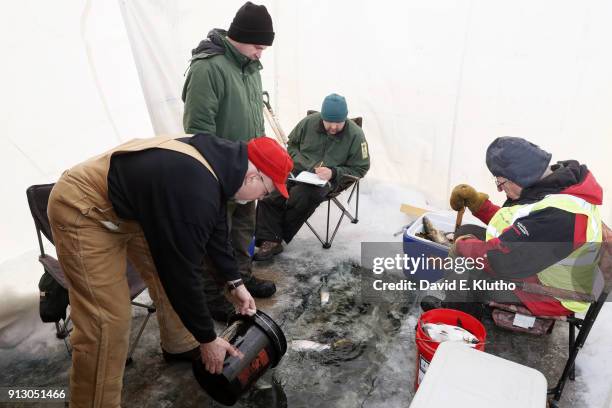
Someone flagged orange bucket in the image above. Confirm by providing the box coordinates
[414,308,486,390]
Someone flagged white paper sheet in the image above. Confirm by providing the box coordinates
[289,171,328,186]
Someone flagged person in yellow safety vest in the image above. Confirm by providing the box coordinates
[48,135,292,407]
[421,136,603,319]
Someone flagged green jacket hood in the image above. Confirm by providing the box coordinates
[190,29,226,63]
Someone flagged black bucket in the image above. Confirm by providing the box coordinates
[192,310,287,406]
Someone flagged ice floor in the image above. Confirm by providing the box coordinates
[1,182,610,407]
[0,256,601,407]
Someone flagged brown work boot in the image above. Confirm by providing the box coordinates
[253,241,283,261]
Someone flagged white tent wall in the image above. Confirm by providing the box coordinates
[445,1,612,218]
[118,0,279,136]
[271,0,612,217]
[118,0,611,219]
[3,0,609,332]
[0,0,152,338]
[118,0,185,135]
[0,0,153,264]
[0,0,611,403]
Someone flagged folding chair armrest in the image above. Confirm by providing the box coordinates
[39,255,70,289]
[339,174,360,182]
[329,174,361,198]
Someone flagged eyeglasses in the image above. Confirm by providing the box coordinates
[257,170,272,197]
[494,177,508,189]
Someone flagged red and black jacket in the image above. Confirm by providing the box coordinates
[457,160,603,316]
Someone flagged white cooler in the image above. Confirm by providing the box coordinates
[410,342,547,408]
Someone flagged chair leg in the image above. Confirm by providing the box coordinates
[55,317,72,356]
[332,197,357,223]
[55,316,72,339]
[550,292,607,402]
[568,322,576,381]
[305,220,326,247]
[328,212,347,248]
[126,302,156,365]
[55,321,64,339]
[353,181,359,223]
[51,301,157,363]
[323,200,331,248]
[305,181,360,248]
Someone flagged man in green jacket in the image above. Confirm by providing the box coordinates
[182,2,275,318]
[254,94,370,261]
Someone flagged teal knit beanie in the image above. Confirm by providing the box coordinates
[321,93,348,122]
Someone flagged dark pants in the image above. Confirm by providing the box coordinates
[444,224,520,309]
[255,181,332,245]
[203,201,256,302]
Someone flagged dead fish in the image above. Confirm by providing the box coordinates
[331,338,355,349]
[422,217,451,247]
[422,322,479,346]
[290,340,331,352]
[320,285,330,306]
[254,380,273,390]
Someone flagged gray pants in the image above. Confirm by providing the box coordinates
[203,201,255,302]
[255,181,332,245]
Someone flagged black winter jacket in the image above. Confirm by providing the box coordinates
[107,134,247,343]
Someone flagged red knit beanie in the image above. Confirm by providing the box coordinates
[247,137,293,198]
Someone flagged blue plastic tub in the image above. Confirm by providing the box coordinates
[402,212,455,283]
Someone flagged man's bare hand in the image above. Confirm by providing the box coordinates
[229,285,257,316]
[200,337,243,374]
[315,166,332,181]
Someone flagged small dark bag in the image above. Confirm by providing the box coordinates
[38,271,69,323]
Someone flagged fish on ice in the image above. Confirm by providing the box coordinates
[290,340,331,352]
[320,285,330,306]
[422,322,479,346]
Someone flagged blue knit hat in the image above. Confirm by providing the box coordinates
[486,136,552,188]
[321,94,348,122]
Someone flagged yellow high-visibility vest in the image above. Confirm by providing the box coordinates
[486,194,602,313]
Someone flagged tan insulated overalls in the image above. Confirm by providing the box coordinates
[48,136,217,408]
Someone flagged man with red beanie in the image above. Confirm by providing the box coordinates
[47,134,292,406]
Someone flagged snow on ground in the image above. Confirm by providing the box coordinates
[574,303,612,408]
[0,178,611,406]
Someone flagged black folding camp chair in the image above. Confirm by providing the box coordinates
[484,224,612,407]
[26,183,156,365]
[545,231,611,407]
[303,110,363,249]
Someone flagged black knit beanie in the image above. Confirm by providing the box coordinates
[228,2,274,46]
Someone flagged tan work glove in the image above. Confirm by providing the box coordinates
[450,184,489,213]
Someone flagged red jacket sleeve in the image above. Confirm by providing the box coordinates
[472,199,500,224]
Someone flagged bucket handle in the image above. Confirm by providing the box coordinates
[414,336,487,346]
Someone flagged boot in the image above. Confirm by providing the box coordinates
[206,296,235,324]
[162,345,200,363]
[253,241,283,261]
[242,273,276,298]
